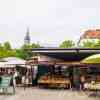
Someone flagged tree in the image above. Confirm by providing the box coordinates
[0,42,15,58]
[3,41,12,50]
[81,40,94,48]
[80,39,100,48]
[0,41,41,59]
[15,49,29,59]
[31,43,41,48]
[0,43,3,50]
[94,40,100,48]
[21,44,31,50]
[59,40,75,48]
[16,42,41,59]
[21,43,41,50]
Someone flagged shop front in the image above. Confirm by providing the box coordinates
[31,48,100,89]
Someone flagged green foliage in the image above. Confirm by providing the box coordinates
[80,39,100,48]
[0,39,100,60]
[31,43,41,48]
[21,43,41,49]
[15,49,29,59]
[0,43,3,50]
[59,40,75,48]
[0,49,15,58]
[21,44,31,49]
[1,39,99,60]
[15,43,41,59]
[0,42,14,58]
[94,40,100,48]
[3,41,11,50]
[81,40,95,48]
[0,41,40,59]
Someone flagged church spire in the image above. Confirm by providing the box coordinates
[24,28,31,45]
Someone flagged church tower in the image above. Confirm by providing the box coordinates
[24,28,31,45]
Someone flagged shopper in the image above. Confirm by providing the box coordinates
[80,75,85,90]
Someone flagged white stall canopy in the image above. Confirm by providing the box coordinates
[0,57,26,68]
[0,62,15,68]
[3,57,26,65]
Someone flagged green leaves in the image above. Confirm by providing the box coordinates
[59,40,75,48]
[15,49,29,59]
[0,41,41,59]
[0,42,14,58]
[4,41,12,50]
[80,39,100,48]
[15,43,41,59]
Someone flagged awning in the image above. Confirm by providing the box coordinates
[81,54,100,64]
[3,57,26,65]
[32,48,100,61]
[0,62,15,68]
[0,57,26,68]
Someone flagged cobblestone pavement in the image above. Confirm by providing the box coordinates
[0,87,99,100]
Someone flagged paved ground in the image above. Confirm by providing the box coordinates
[0,87,100,100]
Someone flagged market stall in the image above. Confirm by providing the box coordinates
[0,57,29,85]
[81,54,100,90]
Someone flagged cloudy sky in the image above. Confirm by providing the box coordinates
[0,0,100,48]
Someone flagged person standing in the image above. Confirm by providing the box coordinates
[24,69,29,90]
[12,70,18,93]
[80,75,85,90]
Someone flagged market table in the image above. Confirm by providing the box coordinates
[84,82,100,97]
[38,79,71,89]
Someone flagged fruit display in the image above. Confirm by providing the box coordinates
[38,73,71,89]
